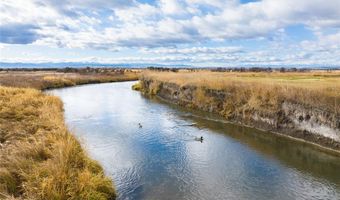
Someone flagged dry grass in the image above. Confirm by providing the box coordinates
[0,70,139,90]
[141,70,340,116]
[0,87,116,200]
[131,82,142,91]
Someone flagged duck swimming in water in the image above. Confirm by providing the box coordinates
[138,123,142,128]
[195,136,203,142]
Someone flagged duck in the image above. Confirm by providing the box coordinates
[195,136,203,142]
[138,123,142,128]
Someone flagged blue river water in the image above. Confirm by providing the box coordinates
[50,82,340,200]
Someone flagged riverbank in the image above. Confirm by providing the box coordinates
[0,68,140,199]
[0,86,116,199]
[0,68,139,90]
[136,70,340,152]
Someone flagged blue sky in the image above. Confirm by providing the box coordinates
[1,0,340,67]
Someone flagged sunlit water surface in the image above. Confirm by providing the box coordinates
[50,82,340,200]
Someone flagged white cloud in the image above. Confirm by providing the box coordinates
[186,0,237,8]
[0,0,59,25]
[160,0,185,15]
[0,43,6,49]
[142,46,242,54]
[114,3,159,23]
[301,31,340,52]
[2,0,340,47]
[1,0,340,66]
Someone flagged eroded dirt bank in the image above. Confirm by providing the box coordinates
[138,75,340,152]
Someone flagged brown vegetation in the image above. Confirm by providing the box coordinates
[0,69,140,89]
[131,82,142,91]
[141,70,340,114]
[0,86,116,199]
[0,68,134,199]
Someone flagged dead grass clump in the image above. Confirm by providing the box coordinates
[149,81,161,95]
[0,86,116,200]
[194,87,214,106]
[131,82,142,91]
[43,76,76,89]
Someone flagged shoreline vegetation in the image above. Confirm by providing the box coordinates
[1,66,340,198]
[0,68,140,90]
[0,68,140,199]
[135,69,340,153]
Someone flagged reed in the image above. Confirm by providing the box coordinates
[0,86,116,200]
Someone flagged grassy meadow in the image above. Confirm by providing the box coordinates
[141,70,340,115]
[0,69,139,90]
[0,86,116,199]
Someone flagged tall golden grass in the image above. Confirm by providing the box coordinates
[141,70,340,116]
[0,87,116,199]
[0,70,139,90]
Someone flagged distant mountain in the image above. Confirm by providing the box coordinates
[0,62,339,69]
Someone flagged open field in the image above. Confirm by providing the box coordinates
[141,70,340,113]
[0,68,140,90]
[0,86,116,199]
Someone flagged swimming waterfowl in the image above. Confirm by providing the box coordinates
[195,136,203,142]
[138,123,142,128]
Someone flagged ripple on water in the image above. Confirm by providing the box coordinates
[50,82,340,200]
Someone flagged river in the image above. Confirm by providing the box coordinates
[50,81,340,200]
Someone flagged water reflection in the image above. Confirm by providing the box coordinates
[50,82,340,200]
[172,108,340,183]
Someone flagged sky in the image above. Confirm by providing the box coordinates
[0,0,340,67]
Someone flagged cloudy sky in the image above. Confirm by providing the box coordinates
[1,0,340,66]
